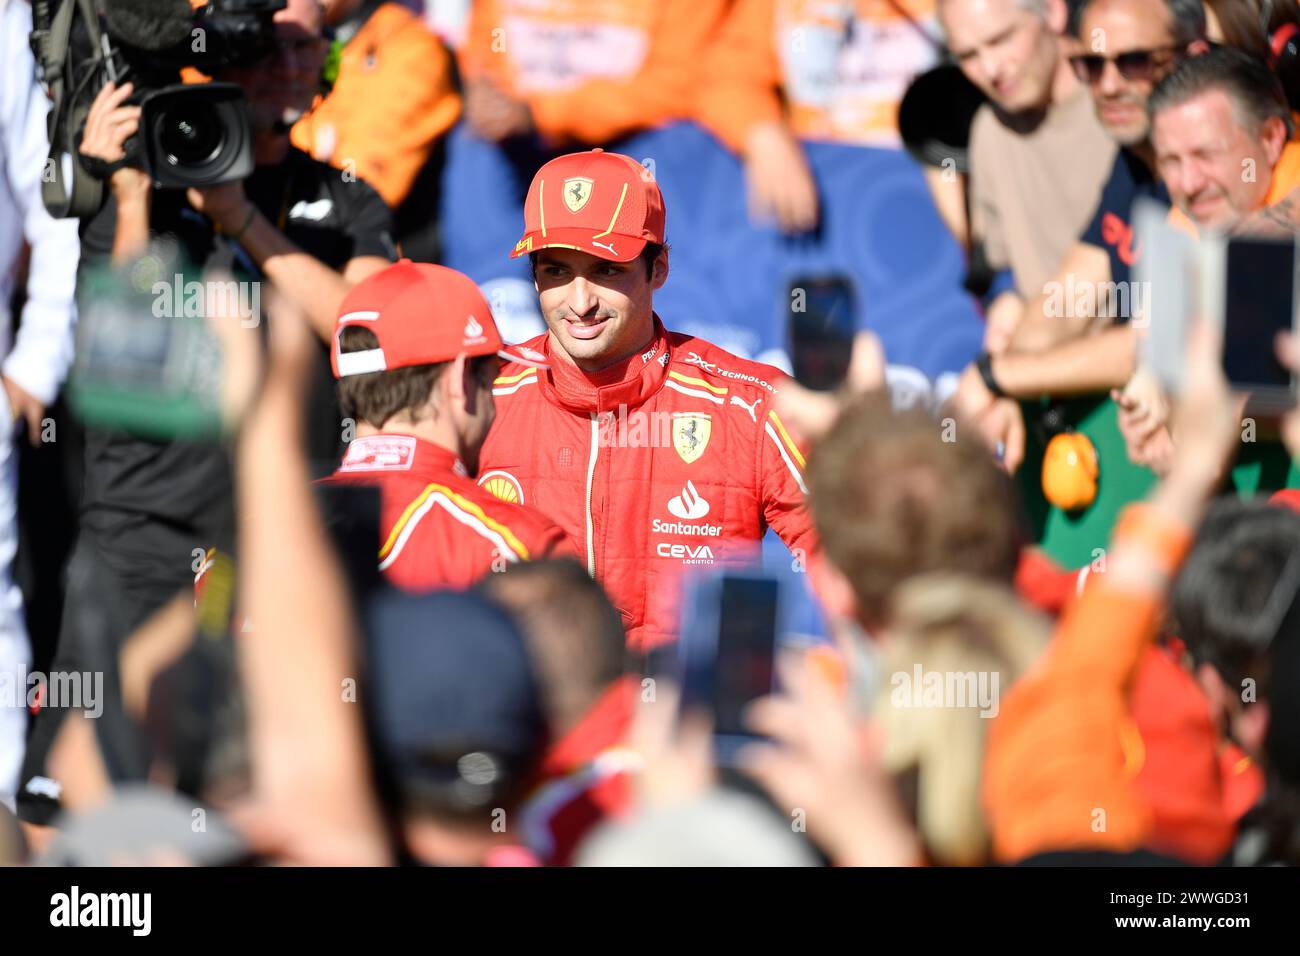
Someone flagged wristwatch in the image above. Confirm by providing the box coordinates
[975,351,1008,399]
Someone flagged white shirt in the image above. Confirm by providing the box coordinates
[1,0,79,406]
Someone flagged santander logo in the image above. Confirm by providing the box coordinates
[464,315,484,339]
[667,480,710,520]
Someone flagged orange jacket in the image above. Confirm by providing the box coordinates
[459,0,726,146]
[984,504,1198,862]
[1011,547,1257,864]
[292,3,460,208]
[695,0,941,153]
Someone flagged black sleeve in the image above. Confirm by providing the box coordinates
[1079,186,1108,250]
[336,175,398,262]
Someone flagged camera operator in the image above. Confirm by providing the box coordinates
[15,0,395,829]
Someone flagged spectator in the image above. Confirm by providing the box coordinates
[0,0,81,811]
[797,386,1246,863]
[982,319,1241,862]
[876,573,1049,865]
[1155,45,1298,232]
[1171,498,1300,814]
[319,261,572,591]
[948,24,1300,472]
[293,0,461,211]
[1006,0,1208,350]
[18,0,394,828]
[1110,47,1300,470]
[363,589,550,865]
[477,149,818,653]
[695,0,946,234]
[458,0,726,146]
[293,0,461,261]
[481,558,638,865]
[940,0,1115,350]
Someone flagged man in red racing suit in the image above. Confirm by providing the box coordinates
[477,149,818,651]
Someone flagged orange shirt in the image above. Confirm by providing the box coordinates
[983,504,1199,863]
[696,0,941,153]
[460,0,726,146]
[292,4,461,208]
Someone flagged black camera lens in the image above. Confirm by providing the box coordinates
[142,83,255,188]
[158,102,224,167]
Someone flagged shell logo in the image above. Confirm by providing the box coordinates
[478,470,524,504]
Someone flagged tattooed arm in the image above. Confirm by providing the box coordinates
[1232,188,1300,237]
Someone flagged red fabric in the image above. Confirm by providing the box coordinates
[330,260,544,375]
[1014,547,1084,615]
[331,261,503,374]
[478,317,819,650]
[319,435,574,591]
[1128,643,1236,864]
[520,677,638,866]
[1269,488,1300,513]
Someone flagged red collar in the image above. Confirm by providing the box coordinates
[336,434,467,482]
[538,676,637,777]
[539,316,670,414]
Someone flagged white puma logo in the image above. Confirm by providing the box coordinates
[729,395,760,422]
[591,240,617,256]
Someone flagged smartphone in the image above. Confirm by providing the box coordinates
[1216,236,1299,410]
[1136,199,1300,411]
[678,572,781,764]
[787,275,856,391]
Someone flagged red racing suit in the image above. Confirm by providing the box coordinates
[478,317,818,650]
[320,434,573,591]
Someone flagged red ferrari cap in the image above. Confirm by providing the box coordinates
[510,149,666,263]
[331,260,547,378]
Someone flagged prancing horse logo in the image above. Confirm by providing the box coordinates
[672,413,712,464]
[563,177,594,213]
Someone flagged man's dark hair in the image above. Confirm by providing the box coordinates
[528,242,668,281]
[1149,45,1295,137]
[1171,497,1300,694]
[808,394,1025,627]
[336,326,494,428]
[480,558,628,737]
[1075,0,1207,47]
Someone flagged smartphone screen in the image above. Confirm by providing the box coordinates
[711,576,779,739]
[678,573,780,762]
[788,275,856,391]
[1223,238,1297,391]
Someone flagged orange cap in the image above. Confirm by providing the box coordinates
[511,149,666,263]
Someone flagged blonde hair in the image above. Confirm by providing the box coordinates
[876,574,1049,865]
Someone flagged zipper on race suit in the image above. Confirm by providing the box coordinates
[585,413,600,577]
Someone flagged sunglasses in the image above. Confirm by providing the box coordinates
[1069,45,1181,84]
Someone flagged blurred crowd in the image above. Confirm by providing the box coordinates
[2,0,1300,868]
